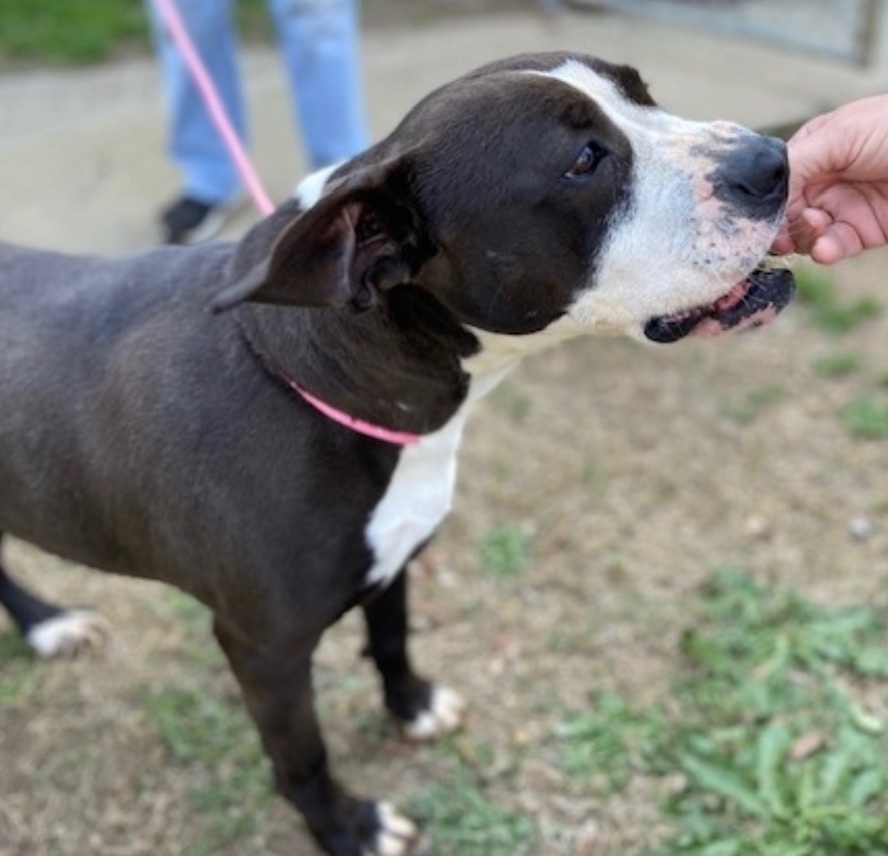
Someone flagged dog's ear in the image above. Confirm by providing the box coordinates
[211,161,427,313]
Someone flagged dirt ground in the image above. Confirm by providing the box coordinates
[2,5,888,856]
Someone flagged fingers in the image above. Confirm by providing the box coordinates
[776,209,865,264]
[774,207,865,264]
[795,208,831,253]
[811,220,866,265]
[775,95,888,264]
[771,231,794,255]
[772,207,830,256]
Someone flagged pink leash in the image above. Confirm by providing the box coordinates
[152,0,421,446]
[152,0,275,217]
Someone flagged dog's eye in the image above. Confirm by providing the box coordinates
[565,142,607,178]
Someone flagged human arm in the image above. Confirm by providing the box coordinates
[772,94,888,263]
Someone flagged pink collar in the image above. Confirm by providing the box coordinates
[284,377,421,446]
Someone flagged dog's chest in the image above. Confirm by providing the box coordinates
[364,410,470,587]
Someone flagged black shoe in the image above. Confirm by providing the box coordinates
[160,195,234,245]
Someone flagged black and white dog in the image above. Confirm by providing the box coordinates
[0,53,793,855]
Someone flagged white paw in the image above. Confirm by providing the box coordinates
[25,609,109,658]
[402,685,467,742]
[364,802,418,856]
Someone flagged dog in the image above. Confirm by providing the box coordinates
[0,52,794,855]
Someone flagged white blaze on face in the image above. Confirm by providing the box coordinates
[536,60,782,339]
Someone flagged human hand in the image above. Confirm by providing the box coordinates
[772,94,888,264]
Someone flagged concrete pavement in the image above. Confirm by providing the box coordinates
[1,7,887,254]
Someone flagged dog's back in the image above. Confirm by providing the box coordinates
[0,243,241,573]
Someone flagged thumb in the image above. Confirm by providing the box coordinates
[786,130,845,194]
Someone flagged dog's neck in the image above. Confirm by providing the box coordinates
[235,167,591,439]
[236,287,480,437]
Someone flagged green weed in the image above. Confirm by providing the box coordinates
[0,630,33,661]
[0,0,147,64]
[558,690,663,795]
[477,523,531,577]
[158,589,211,626]
[813,299,882,335]
[840,396,888,440]
[140,684,271,848]
[794,267,836,308]
[721,385,785,424]
[407,734,536,854]
[411,770,534,856]
[0,631,42,705]
[812,353,861,378]
[0,0,269,65]
[411,789,533,856]
[793,267,882,335]
[558,567,888,856]
[489,382,532,423]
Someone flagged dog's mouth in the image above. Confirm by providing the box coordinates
[642,263,796,344]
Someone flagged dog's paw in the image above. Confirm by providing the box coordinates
[402,684,466,743]
[25,609,109,658]
[309,795,418,856]
[362,803,418,856]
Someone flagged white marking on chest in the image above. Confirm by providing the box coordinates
[364,410,468,587]
[363,367,511,588]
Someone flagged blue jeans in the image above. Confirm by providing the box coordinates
[147,0,368,204]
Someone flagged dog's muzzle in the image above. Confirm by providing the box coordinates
[643,133,794,344]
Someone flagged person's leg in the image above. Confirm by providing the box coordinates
[266,0,369,170]
[146,0,247,240]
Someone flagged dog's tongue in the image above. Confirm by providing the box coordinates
[712,282,748,313]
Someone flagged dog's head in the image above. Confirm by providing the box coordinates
[215,52,794,348]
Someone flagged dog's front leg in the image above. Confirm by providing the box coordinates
[213,619,417,856]
[363,569,466,742]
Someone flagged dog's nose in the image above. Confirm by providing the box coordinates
[715,135,788,214]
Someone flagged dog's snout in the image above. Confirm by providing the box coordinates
[715,136,788,213]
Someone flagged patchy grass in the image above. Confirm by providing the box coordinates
[133,592,272,852]
[0,631,41,706]
[558,568,888,856]
[489,381,533,424]
[477,523,531,578]
[812,353,861,379]
[558,690,663,796]
[0,0,149,64]
[0,0,518,65]
[0,0,272,65]
[721,384,786,424]
[411,740,536,856]
[139,683,272,852]
[411,777,535,855]
[795,265,888,441]
[794,267,883,335]
[840,396,888,440]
